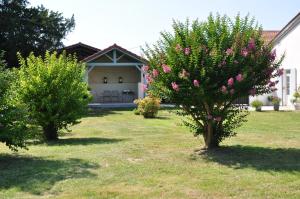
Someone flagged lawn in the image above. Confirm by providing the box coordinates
[0,109,299,199]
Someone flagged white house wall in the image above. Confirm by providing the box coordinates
[274,23,300,106]
[250,20,300,106]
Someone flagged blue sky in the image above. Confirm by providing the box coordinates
[29,0,299,55]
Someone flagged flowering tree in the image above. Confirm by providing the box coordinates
[143,14,283,149]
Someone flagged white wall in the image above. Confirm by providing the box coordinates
[88,66,141,103]
[274,22,300,106]
[251,21,300,106]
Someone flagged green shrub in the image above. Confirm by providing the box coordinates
[292,87,300,103]
[17,51,92,141]
[0,52,29,151]
[269,96,281,105]
[251,100,263,111]
[134,97,160,118]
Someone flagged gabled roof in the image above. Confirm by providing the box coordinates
[262,31,279,44]
[57,42,101,61]
[272,12,300,44]
[60,42,101,52]
[83,43,147,63]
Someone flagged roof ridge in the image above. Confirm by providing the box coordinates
[83,43,147,63]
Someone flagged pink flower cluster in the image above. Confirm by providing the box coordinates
[277,68,284,76]
[162,64,171,73]
[248,38,256,50]
[193,80,200,87]
[227,77,234,86]
[174,44,191,55]
[171,82,179,92]
[152,69,159,77]
[221,74,243,95]
[221,85,227,94]
[142,84,148,91]
[241,48,248,57]
[268,81,275,87]
[236,74,243,82]
[145,74,153,84]
[142,65,149,72]
[184,47,191,55]
[269,49,276,62]
[226,48,233,56]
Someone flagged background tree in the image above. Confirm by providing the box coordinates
[0,0,75,67]
[17,51,91,141]
[0,51,29,150]
[143,14,283,149]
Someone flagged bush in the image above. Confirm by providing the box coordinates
[268,96,281,105]
[17,51,92,141]
[143,14,283,149]
[251,100,263,111]
[292,87,300,103]
[0,52,29,151]
[134,97,160,118]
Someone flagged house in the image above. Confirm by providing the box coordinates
[250,12,300,107]
[59,43,147,103]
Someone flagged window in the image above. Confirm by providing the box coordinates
[286,75,290,95]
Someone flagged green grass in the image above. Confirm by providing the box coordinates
[0,109,299,199]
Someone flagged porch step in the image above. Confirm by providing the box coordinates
[88,103,137,108]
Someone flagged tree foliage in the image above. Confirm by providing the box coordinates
[0,0,75,67]
[143,14,283,149]
[17,51,91,141]
[0,51,29,150]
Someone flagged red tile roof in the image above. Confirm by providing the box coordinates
[262,31,279,44]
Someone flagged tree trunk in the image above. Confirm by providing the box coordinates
[43,123,58,141]
[202,102,219,149]
[203,123,219,149]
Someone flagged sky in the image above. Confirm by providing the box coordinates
[29,0,300,55]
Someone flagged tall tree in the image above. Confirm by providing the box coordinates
[0,0,75,67]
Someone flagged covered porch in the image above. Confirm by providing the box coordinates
[83,44,147,103]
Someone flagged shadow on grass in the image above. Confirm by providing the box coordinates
[0,155,99,195]
[31,137,125,146]
[192,145,300,172]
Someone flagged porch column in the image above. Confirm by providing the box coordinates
[135,64,145,99]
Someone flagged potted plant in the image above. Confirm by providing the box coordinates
[292,87,300,110]
[251,100,263,111]
[268,96,281,111]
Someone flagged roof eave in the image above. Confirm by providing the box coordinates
[273,12,300,44]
